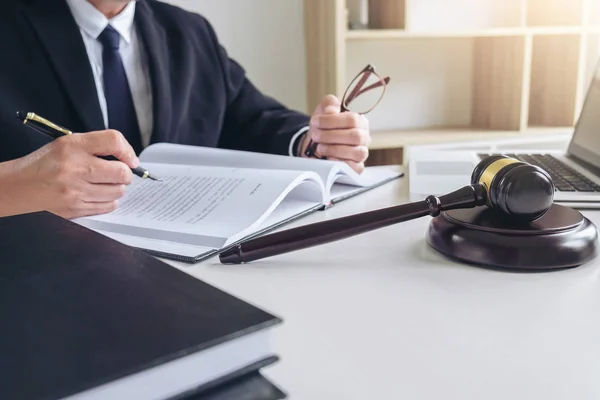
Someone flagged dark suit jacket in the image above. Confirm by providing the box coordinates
[0,0,310,162]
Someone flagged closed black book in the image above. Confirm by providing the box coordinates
[0,212,283,400]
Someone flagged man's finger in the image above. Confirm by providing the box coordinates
[75,130,139,168]
[311,95,342,127]
[313,128,370,146]
[80,183,128,203]
[76,201,119,218]
[316,144,369,163]
[316,112,367,130]
[320,95,341,114]
[83,157,134,185]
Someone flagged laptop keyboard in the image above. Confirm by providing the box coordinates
[477,153,600,193]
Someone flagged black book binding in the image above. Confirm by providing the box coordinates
[0,211,283,400]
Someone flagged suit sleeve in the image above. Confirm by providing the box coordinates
[203,20,311,156]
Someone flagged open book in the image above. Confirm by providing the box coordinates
[75,143,403,262]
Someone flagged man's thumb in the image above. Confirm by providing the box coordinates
[321,94,341,114]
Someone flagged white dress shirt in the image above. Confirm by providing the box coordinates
[66,0,153,147]
[66,0,307,155]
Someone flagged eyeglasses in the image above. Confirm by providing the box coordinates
[304,64,390,159]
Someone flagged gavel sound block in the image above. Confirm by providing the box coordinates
[426,156,598,270]
[426,205,598,271]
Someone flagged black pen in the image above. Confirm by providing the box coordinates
[16,111,161,181]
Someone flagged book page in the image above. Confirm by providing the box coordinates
[140,143,400,190]
[94,197,323,260]
[75,163,324,250]
[329,166,404,201]
[140,143,339,185]
[331,165,404,187]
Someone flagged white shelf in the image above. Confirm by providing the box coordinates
[304,0,600,159]
[368,127,573,149]
[347,26,600,40]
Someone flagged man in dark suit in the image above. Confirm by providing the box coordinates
[0,0,371,218]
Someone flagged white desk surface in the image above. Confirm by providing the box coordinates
[165,177,600,400]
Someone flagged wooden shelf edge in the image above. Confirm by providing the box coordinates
[368,127,574,150]
[347,26,600,40]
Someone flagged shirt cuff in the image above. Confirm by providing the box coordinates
[288,126,310,156]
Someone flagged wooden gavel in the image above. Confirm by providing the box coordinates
[220,155,555,264]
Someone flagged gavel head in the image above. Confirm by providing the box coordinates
[471,155,555,222]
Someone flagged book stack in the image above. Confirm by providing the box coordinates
[0,211,286,400]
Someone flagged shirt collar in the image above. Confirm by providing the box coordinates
[65,0,137,44]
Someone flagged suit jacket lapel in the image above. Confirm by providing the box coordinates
[134,2,173,144]
[20,0,105,133]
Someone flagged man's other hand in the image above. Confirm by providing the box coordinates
[1,130,139,219]
[301,95,371,174]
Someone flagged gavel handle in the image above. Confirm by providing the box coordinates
[219,184,487,264]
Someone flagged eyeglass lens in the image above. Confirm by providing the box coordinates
[342,70,387,114]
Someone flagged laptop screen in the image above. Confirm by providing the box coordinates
[567,61,600,167]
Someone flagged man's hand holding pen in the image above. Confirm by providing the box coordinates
[3,130,139,219]
[301,95,371,174]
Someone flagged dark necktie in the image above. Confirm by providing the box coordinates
[98,25,143,155]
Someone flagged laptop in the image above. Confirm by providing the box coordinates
[409,60,600,208]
